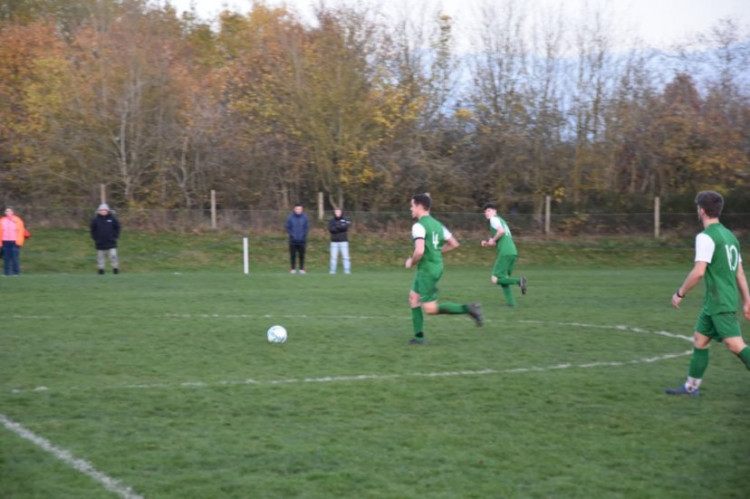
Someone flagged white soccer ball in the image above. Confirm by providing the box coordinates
[266,325,287,344]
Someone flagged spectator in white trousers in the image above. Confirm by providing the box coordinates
[327,208,351,274]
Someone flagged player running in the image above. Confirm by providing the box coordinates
[481,202,526,307]
[405,193,482,345]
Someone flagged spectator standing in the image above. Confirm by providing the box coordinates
[328,208,351,274]
[0,207,28,276]
[285,203,309,274]
[90,203,121,274]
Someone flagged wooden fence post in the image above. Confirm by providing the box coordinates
[211,189,217,229]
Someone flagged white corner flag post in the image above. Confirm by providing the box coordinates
[243,237,249,275]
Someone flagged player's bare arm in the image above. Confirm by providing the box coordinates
[442,236,459,253]
[406,238,425,268]
[672,261,707,309]
[736,263,750,320]
[481,227,503,247]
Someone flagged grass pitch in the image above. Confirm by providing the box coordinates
[2,235,750,497]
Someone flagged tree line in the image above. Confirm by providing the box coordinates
[1,0,748,216]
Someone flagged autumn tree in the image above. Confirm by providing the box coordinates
[0,20,68,203]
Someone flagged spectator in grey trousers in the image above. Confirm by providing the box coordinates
[328,208,351,274]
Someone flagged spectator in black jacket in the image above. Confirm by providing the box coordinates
[328,208,351,274]
[285,203,309,274]
[90,203,121,275]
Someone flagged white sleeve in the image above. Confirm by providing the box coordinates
[695,233,715,263]
[443,226,453,240]
[412,223,426,240]
[490,216,502,231]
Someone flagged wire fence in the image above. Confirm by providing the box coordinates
[14,207,750,239]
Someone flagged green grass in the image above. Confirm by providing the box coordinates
[2,230,749,498]
[19,228,695,274]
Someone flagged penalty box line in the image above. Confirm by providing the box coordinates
[130,350,693,390]
[0,319,695,496]
[0,414,143,499]
[6,314,702,338]
[9,351,692,395]
[6,319,693,394]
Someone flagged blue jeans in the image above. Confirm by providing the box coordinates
[2,241,20,275]
[330,241,351,274]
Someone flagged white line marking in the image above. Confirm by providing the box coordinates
[0,414,143,499]
[9,350,691,395]
[518,320,694,342]
[5,320,694,394]
[124,350,691,388]
[1,317,694,496]
[3,314,702,340]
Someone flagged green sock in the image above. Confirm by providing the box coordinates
[411,307,424,336]
[687,347,709,379]
[501,285,515,307]
[497,277,520,286]
[738,346,750,370]
[438,302,468,314]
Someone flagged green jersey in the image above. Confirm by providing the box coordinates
[696,223,742,315]
[489,215,517,256]
[412,215,452,275]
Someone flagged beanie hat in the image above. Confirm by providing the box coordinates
[97,203,110,211]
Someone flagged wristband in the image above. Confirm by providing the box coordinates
[676,289,685,298]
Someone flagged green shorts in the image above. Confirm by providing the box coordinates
[695,311,742,341]
[492,254,517,278]
[412,268,443,304]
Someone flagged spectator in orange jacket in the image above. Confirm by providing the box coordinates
[0,207,28,276]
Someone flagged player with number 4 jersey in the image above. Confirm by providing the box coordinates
[404,194,483,345]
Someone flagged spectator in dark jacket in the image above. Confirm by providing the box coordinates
[90,203,121,275]
[327,208,351,274]
[285,204,309,274]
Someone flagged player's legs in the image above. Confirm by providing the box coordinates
[414,270,481,323]
[409,289,425,342]
[330,242,339,273]
[712,312,750,369]
[493,255,519,285]
[667,313,716,395]
[409,271,440,343]
[725,337,750,370]
[492,255,519,306]
[687,331,711,388]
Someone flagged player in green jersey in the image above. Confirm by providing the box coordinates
[405,194,483,345]
[667,191,750,396]
[481,203,527,307]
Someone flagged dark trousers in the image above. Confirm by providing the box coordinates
[2,241,20,275]
[289,242,306,270]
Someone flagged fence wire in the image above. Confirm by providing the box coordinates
[12,208,750,238]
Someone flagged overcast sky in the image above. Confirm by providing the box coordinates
[163,0,750,51]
